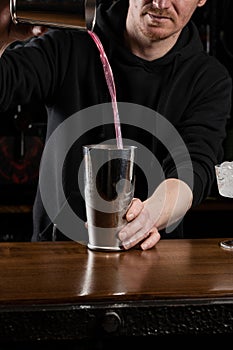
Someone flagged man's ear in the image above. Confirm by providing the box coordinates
[197,0,207,8]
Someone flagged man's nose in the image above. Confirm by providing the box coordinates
[152,0,170,9]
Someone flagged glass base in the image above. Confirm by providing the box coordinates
[87,243,124,252]
[219,240,233,250]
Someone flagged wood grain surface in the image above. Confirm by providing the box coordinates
[0,238,233,305]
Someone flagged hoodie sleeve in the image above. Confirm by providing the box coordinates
[0,29,71,111]
[163,55,232,207]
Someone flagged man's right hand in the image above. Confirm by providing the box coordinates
[0,0,47,55]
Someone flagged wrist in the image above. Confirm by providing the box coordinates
[144,178,193,231]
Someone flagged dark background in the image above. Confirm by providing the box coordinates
[0,0,232,241]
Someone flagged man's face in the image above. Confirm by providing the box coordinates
[127,0,207,41]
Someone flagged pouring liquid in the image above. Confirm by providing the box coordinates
[88,31,123,149]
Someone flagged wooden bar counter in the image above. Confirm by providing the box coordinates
[0,238,233,345]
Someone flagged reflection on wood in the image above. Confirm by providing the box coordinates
[0,238,233,341]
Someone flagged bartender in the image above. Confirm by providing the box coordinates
[0,0,231,249]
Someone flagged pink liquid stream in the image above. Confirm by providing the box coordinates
[88,31,123,149]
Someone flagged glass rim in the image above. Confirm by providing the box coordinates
[82,144,137,151]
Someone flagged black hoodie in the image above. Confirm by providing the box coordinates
[0,0,232,241]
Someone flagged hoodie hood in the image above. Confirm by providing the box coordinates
[95,0,205,67]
